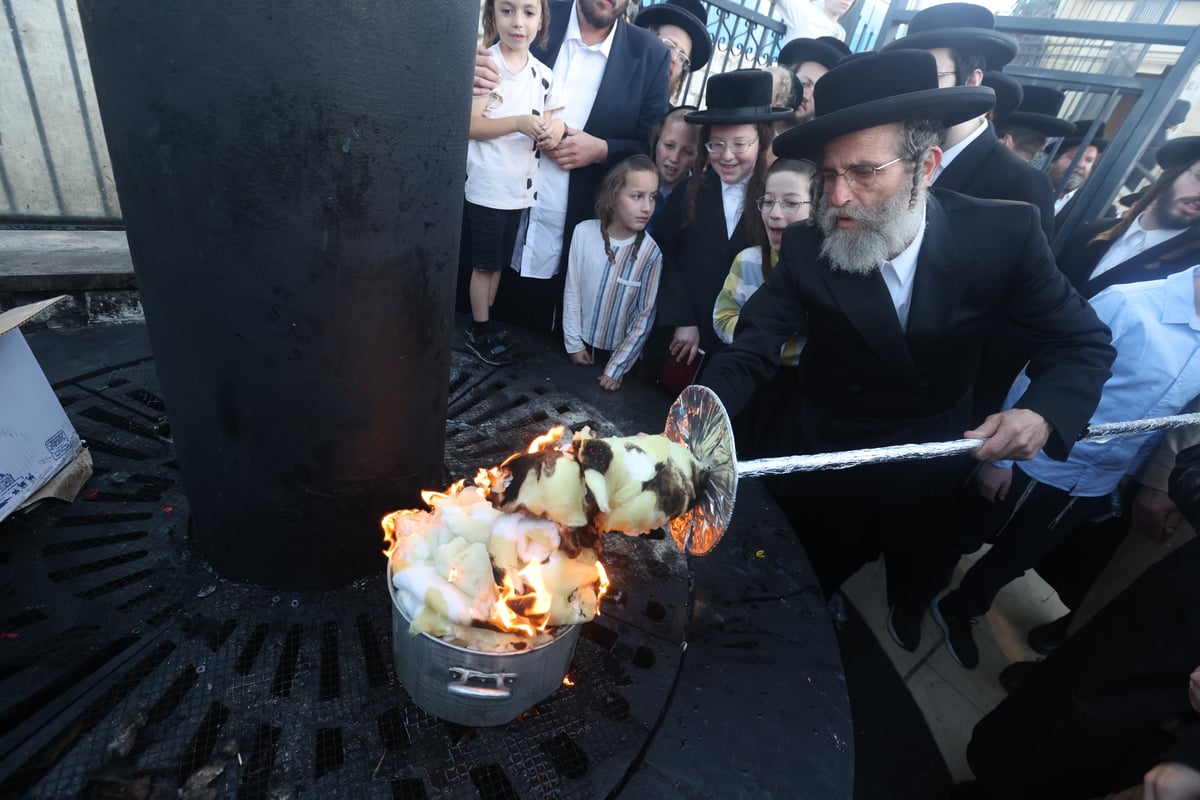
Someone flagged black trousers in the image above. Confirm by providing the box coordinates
[946,469,1109,618]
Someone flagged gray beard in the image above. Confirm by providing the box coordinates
[817,185,927,275]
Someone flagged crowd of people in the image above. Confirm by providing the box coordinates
[462,1,1200,796]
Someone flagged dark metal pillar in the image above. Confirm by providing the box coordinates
[76,0,475,587]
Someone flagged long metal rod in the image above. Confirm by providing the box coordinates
[738,412,1200,477]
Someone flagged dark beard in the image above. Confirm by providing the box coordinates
[1150,181,1200,230]
[817,185,927,275]
[578,0,626,30]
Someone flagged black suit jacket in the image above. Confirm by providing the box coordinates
[1058,216,1200,299]
[935,124,1056,243]
[653,171,752,356]
[533,2,670,274]
[703,189,1114,464]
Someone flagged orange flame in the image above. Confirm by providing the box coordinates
[489,561,553,635]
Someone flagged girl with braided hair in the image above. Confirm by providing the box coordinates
[561,155,663,391]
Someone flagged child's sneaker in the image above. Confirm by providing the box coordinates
[467,325,510,344]
[466,332,514,366]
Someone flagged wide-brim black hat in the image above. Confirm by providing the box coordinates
[997,84,1074,137]
[685,69,796,125]
[635,0,712,71]
[982,71,1022,119]
[1158,136,1200,170]
[778,37,845,71]
[1118,190,1145,209]
[773,50,995,160]
[1055,119,1109,154]
[881,2,1018,71]
[817,36,852,57]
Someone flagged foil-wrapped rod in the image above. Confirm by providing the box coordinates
[738,412,1200,477]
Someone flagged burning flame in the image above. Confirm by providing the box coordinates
[381,425,612,640]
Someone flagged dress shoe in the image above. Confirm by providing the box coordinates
[1027,611,1073,655]
[998,659,1041,694]
[886,601,924,651]
[932,595,980,669]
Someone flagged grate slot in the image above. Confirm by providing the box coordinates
[0,641,174,799]
[541,733,590,779]
[115,586,167,613]
[76,437,151,461]
[125,388,166,411]
[237,724,281,800]
[1,608,47,632]
[78,406,164,442]
[580,621,618,650]
[42,531,149,556]
[469,764,520,800]
[54,513,153,528]
[313,727,344,779]
[318,622,340,701]
[355,613,389,688]
[145,602,184,629]
[376,707,410,751]
[76,569,155,600]
[208,619,239,652]
[0,635,139,735]
[175,701,230,786]
[144,665,196,727]
[235,624,271,676]
[391,778,429,800]
[46,551,148,582]
[270,625,303,697]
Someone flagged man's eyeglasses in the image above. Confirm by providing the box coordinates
[756,196,811,214]
[935,70,957,82]
[660,37,691,72]
[705,139,758,155]
[819,156,907,190]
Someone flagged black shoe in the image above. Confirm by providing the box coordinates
[467,325,510,344]
[998,659,1041,694]
[932,595,980,669]
[466,332,514,366]
[1027,612,1073,655]
[886,601,924,652]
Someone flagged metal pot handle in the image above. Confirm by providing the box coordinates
[446,667,515,699]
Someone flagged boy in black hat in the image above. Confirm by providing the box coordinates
[777,37,846,122]
[634,0,712,103]
[993,84,1074,162]
[881,2,1056,242]
[699,49,1114,652]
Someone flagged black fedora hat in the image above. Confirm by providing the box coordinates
[881,2,1018,71]
[996,85,1074,137]
[817,36,853,57]
[778,37,845,71]
[685,69,796,125]
[1117,189,1145,209]
[773,50,995,160]
[635,0,712,71]
[982,71,1022,119]
[1157,136,1200,170]
[1055,119,1109,154]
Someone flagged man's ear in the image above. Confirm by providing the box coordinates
[1000,133,1015,150]
[921,146,943,186]
[965,68,984,87]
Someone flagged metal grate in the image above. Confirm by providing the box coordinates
[0,352,689,800]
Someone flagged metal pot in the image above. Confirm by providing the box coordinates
[386,565,581,727]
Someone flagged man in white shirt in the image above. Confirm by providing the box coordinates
[700,49,1114,654]
[776,0,855,46]
[1048,119,1108,230]
[474,0,670,335]
[1058,136,1200,298]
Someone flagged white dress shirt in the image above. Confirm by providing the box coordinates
[515,3,616,279]
[720,177,749,239]
[933,117,987,182]
[1089,212,1189,280]
[879,221,926,331]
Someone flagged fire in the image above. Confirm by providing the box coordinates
[490,561,553,636]
[381,426,614,645]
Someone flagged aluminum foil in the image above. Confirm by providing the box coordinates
[663,385,737,556]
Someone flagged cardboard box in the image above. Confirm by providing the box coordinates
[0,296,85,523]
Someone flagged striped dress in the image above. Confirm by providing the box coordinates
[562,220,663,381]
